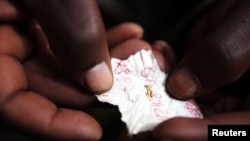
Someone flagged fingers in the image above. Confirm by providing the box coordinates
[0,55,101,140]
[166,0,250,100]
[0,0,27,21]
[107,22,144,47]
[22,0,112,93]
[0,23,95,108]
[106,22,174,73]
[109,37,176,74]
[23,58,97,108]
[152,112,250,141]
[1,91,102,141]
[152,40,176,73]
[0,24,32,61]
[110,39,151,59]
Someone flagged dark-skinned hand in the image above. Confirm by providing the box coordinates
[116,0,250,141]
[0,0,145,140]
[6,0,113,93]
[153,0,250,141]
[0,21,146,140]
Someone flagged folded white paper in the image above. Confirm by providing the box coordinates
[96,49,202,135]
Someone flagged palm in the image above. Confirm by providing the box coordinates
[0,23,102,140]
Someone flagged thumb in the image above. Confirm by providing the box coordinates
[22,0,113,93]
[166,0,250,99]
[166,35,250,99]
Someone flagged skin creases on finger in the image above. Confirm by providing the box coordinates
[1,91,102,141]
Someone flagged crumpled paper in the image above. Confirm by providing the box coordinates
[96,49,203,135]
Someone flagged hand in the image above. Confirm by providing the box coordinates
[166,0,250,99]
[19,0,113,93]
[0,1,144,139]
[151,0,250,140]
[0,22,102,141]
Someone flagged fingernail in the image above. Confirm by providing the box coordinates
[167,68,198,99]
[83,61,113,93]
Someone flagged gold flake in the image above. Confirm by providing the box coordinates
[144,85,153,98]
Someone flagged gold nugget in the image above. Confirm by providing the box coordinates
[144,85,153,98]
